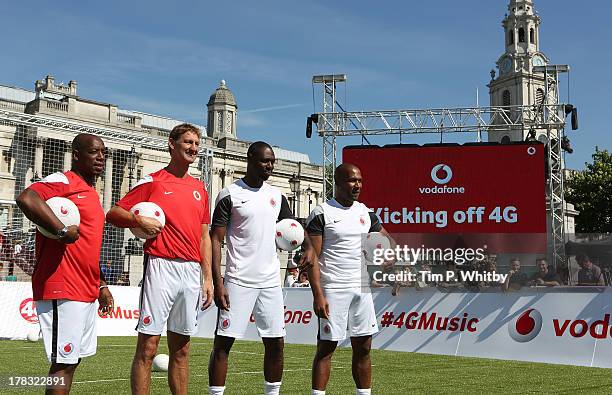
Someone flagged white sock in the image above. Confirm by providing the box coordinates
[356,389,371,395]
[312,390,326,395]
[209,385,225,395]
[264,381,282,395]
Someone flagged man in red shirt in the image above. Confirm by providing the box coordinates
[16,133,114,394]
[106,123,212,395]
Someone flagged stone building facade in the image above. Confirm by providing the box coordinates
[0,76,323,282]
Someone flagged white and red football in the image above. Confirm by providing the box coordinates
[275,218,304,251]
[38,197,81,239]
[129,202,165,239]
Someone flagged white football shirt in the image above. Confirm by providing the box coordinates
[306,199,382,289]
[212,179,292,288]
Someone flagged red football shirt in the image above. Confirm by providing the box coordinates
[116,168,210,262]
[28,171,104,302]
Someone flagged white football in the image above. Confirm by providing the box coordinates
[152,353,169,372]
[38,197,81,239]
[26,328,40,342]
[362,232,391,263]
[130,202,166,239]
[275,219,304,251]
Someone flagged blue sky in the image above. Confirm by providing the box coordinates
[1,1,610,169]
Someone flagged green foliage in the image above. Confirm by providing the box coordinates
[566,149,612,233]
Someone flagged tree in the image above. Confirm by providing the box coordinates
[566,149,612,233]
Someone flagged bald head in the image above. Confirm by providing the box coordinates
[334,163,360,184]
[72,133,102,152]
[71,133,105,185]
[245,141,275,184]
[334,163,362,205]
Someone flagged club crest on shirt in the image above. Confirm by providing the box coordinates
[270,198,277,207]
[221,318,230,329]
[193,191,202,201]
[60,342,74,356]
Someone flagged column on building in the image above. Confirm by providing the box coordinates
[63,144,72,171]
[103,149,114,212]
[33,137,45,181]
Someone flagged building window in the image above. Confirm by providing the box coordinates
[530,28,535,44]
[518,28,525,43]
[536,88,545,105]
[501,136,511,144]
[226,111,233,134]
[502,90,511,106]
[508,30,514,45]
[217,111,223,133]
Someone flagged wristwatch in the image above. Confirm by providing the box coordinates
[56,226,69,239]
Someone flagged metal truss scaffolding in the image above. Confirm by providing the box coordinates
[312,73,570,268]
[312,74,346,199]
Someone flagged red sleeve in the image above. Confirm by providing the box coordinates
[116,182,152,211]
[201,188,210,225]
[27,179,70,200]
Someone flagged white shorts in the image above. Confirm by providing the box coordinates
[37,299,97,365]
[319,288,378,341]
[137,255,202,336]
[216,281,286,339]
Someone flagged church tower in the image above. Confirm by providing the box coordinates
[207,80,237,140]
[488,0,552,143]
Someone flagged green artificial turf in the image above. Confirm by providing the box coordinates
[1,337,612,394]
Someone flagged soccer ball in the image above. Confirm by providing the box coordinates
[26,328,40,342]
[152,353,169,372]
[362,232,391,263]
[38,197,81,239]
[275,219,304,251]
[129,202,165,239]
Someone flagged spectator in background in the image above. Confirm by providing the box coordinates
[483,260,501,288]
[439,261,461,288]
[577,253,605,286]
[295,270,309,287]
[101,260,114,285]
[502,258,528,291]
[530,258,561,287]
[416,263,434,289]
[284,266,299,288]
[117,272,130,286]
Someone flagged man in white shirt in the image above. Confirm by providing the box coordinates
[208,141,312,395]
[305,163,392,395]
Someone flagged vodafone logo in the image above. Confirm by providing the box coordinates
[193,191,202,201]
[221,318,230,329]
[142,315,152,326]
[19,298,38,323]
[419,164,464,194]
[508,309,543,343]
[323,324,331,334]
[62,343,74,355]
[431,164,452,185]
[60,206,68,215]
